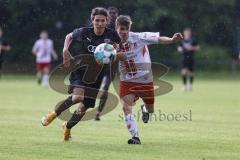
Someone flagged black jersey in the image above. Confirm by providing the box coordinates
[69,27,121,86]
[179,39,198,62]
[0,37,9,62]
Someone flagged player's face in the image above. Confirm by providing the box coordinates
[108,9,118,21]
[40,32,48,39]
[183,30,192,40]
[116,25,130,42]
[92,15,107,32]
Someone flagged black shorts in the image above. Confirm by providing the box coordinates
[68,69,107,108]
[182,61,194,71]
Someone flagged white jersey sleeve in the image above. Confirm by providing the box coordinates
[137,32,160,45]
[32,40,40,53]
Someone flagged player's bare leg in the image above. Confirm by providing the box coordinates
[188,70,194,91]
[122,94,141,144]
[42,67,50,87]
[64,103,88,141]
[0,62,3,79]
[95,89,108,121]
[95,76,110,121]
[41,88,84,126]
[36,70,42,85]
[181,68,188,91]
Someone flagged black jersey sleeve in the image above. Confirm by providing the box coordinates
[72,28,84,41]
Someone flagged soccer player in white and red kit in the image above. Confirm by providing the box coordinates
[32,30,58,87]
[116,15,183,144]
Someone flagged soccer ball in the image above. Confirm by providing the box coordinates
[94,43,117,64]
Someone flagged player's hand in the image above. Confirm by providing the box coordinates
[172,33,183,43]
[116,51,127,61]
[113,43,119,50]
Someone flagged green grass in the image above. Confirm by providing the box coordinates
[0,73,240,160]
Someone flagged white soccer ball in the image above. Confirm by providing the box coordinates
[94,43,117,64]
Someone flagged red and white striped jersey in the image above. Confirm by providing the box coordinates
[33,39,54,63]
[119,32,160,83]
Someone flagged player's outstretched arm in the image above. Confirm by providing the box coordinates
[1,44,11,52]
[63,33,74,67]
[159,33,183,45]
[193,45,200,51]
[32,43,37,56]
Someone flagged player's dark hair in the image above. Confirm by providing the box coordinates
[91,7,109,21]
[41,30,48,34]
[116,15,132,27]
[184,27,192,32]
[107,6,119,14]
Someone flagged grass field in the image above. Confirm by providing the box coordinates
[0,73,240,160]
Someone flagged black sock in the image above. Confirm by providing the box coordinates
[66,110,85,129]
[97,91,108,113]
[37,77,42,84]
[55,96,73,116]
[190,76,194,84]
[182,75,187,85]
[0,70,2,79]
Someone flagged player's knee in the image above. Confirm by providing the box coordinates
[181,70,187,75]
[43,69,50,74]
[76,105,87,115]
[71,95,83,103]
[122,103,132,115]
[146,105,154,113]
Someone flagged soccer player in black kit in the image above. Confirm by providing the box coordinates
[0,28,11,78]
[41,7,125,141]
[178,28,200,91]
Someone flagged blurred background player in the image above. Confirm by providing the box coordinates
[0,27,11,78]
[106,6,119,29]
[177,28,200,91]
[116,15,183,144]
[95,6,119,121]
[32,30,58,87]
